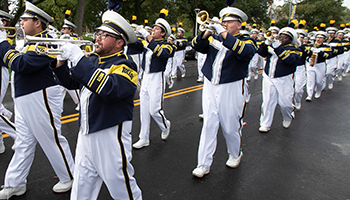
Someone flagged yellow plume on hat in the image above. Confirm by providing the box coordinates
[291,19,298,26]
[330,20,335,25]
[144,19,148,24]
[241,21,247,26]
[320,23,326,28]
[65,10,71,15]
[346,23,350,26]
[179,22,183,26]
[132,15,137,20]
[160,8,169,17]
[271,20,275,25]
[171,27,176,32]
[340,24,345,27]
[299,20,306,25]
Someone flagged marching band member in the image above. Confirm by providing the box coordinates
[52,8,142,199]
[0,2,75,198]
[171,22,187,78]
[324,20,343,89]
[335,25,348,80]
[258,22,302,133]
[132,9,173,149]
[0,10,16,154]
[268,20,280,38]
[294,20,308,110]
[247,23,260,81]
[191,3,256,177]
[165,34,177,89]
[60,10,80,111]
[196,51,207,83]
[305,27,333,101]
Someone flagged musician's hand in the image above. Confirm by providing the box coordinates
[138,29,150,38]
[209,23,225,35]
[265,39,272,46]
[61,43,84,66]
[313,48,320,54]
[272,40,281,48]
[211,17,220,23]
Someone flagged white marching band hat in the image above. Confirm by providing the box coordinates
[62,19,77,29]
[21,1,53,24]
[296,29,308,37]
[177,27,185,33]
[326,27,338,33]
[315,31,328,39]
[268,26,280,33]
[250,28,259,34]
[154,18,171,37]
[336,30,345,35]
[219,7,247,22]
[0,10,14,21]
[279,27,298,45]
[97,10,137,44]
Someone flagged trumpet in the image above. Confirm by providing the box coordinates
[16,28,95,55]
[196,10,226,30]
[0,26,17,37]
[264,30,278,42]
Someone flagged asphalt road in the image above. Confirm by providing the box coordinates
[1,59,350,199]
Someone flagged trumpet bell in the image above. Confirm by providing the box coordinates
[197,11,209,25]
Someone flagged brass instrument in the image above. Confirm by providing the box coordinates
[196,10,226,31]
[310,44,318,67]
[15,28,95,55]
[0,26,17,37]
[131,24,151,37]
[264,30,278,42]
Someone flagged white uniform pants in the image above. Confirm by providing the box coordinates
[0,66,12,120]
[0,115,16,144]
[260,73,295,128]
[197,78,246,168]
[165,57,174,86]
[294,64,306,103]
[248,53,259,79]
[306,62,326,97]
[171,51,185,76]
[324,56,337,87]
[71,122,142,200]
[335,53,346,77]
[4,85,74,188]
[139,72,169,140]
[197,52,206,80]
[130,53,143,74]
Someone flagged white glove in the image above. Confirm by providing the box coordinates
[313,48,320,54]
[60,43,84,66]
[0,29,7,43]
[60,34,72,40]
[211,17,220,23]
[138,28,150,38]
[209,23,225,35]
[265,39,272,46]
[272,40,281,48]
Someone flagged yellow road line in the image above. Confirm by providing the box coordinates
[2,84,204,138]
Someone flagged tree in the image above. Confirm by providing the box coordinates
[76,0,86,36]
[295,0,346,30]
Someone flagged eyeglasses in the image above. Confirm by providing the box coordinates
[94,32,120,40]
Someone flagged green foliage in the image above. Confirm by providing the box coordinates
[295,0,346,30]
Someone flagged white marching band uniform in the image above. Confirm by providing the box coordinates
[191,6,256,176]
[0,3,74,198]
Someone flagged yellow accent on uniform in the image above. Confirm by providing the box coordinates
[26,44,57,58]
[108,64,138,85]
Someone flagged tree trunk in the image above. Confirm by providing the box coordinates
[76,0,86,37]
